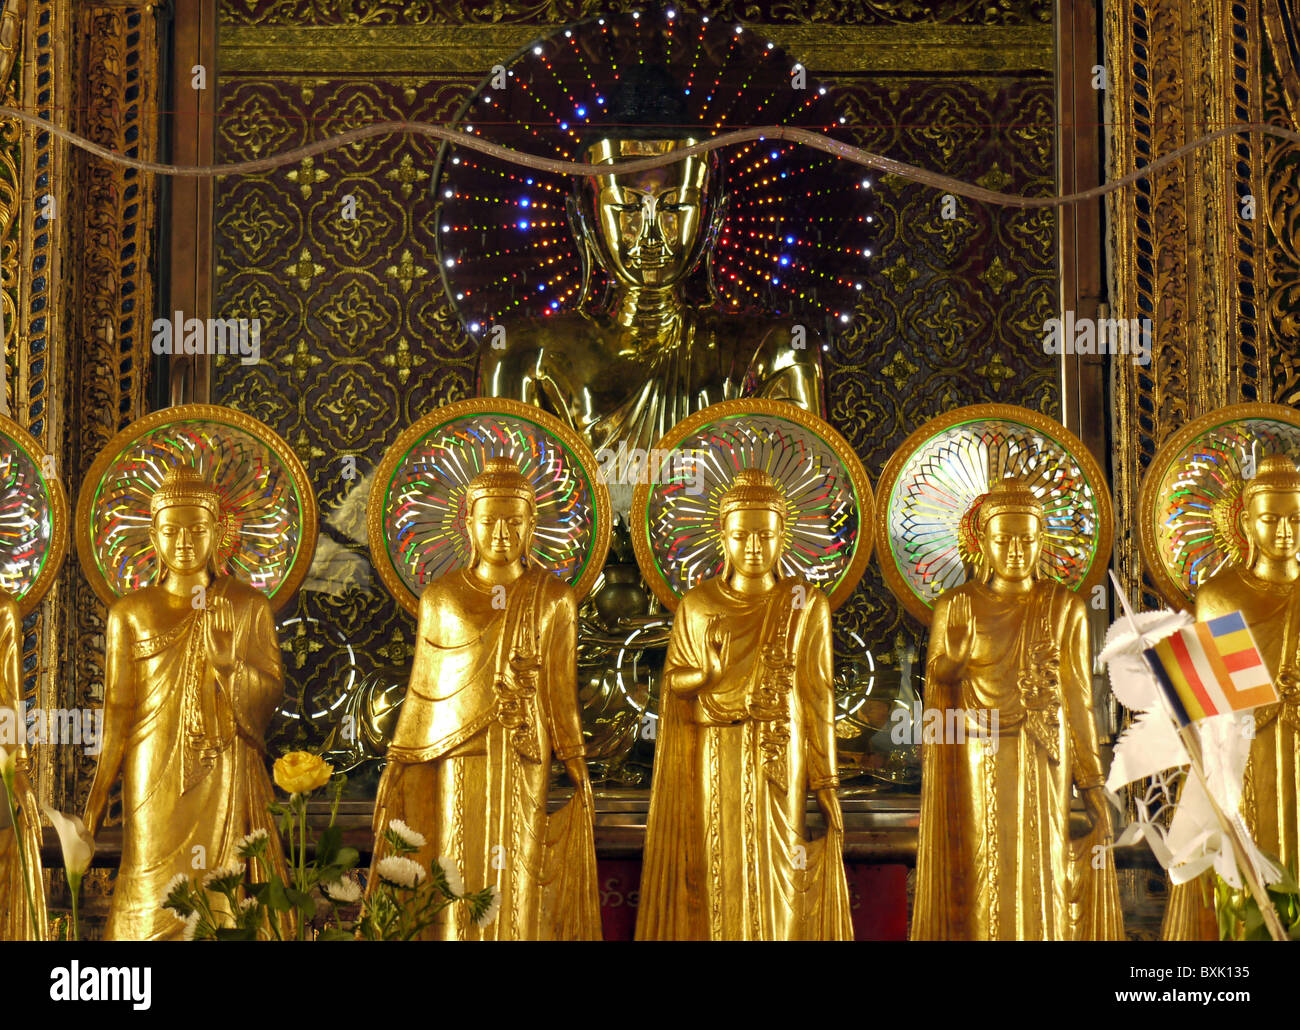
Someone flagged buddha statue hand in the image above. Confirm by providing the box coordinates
[703,614,727,684]
[1082,785,1114,842]
[564,757,596,813]
[816,786,844,837]
[943,594,975,676]
[202,595,237,682]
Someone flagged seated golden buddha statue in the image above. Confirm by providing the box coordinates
[479,71,825,509]
[1,587,46,941]
[370,456,601,940]
[913,477,1123,940]
[635,469,852,940]
[82,466,287,941]
[1164,454,1300,940]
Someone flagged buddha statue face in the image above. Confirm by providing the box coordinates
[980,511,1042,585]
[721,508,784,580]
[150,504,218,577]
[1240,489,1300,564]
[469,496,534,568]
[581,138,716,290]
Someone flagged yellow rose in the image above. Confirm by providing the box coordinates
[273,750,333,795]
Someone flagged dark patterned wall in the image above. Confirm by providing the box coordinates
[212,0,1058,792]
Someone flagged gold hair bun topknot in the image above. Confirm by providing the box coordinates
[719,468,790,523]
[149,464,221,518]
[1242,454,1300,505]
[975,476,1045,534]
[465,455,535,511]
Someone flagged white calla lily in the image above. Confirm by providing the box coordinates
[40,804,95,877]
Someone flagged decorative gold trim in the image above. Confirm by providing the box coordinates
[217,24,1054,75]
[0,412,68,616]
[873,402,1114,626]
[628,397,875,614]
[1137,402,1300,610]
[366,396,613,616]
[72,403,319,614]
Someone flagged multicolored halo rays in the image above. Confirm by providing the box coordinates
[0,421,64,611]
[369,400,611,615]
[1139,405,1300,608]
[875,406,1113,624]
[74,406,317,612]
[632,401,874,612]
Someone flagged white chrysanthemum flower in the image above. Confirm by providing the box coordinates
[202,861,244,890]
[388,819,427,849]
[436,856,466,898]
[163,872,188,898]
[236,827,269,856]
[237,896,257,913]
[323,876,362,903]
[180,911,201,941]
[376,855,426,889]
[475,884,502,929]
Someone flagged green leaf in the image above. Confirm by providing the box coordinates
[286,888,317,920]
[335,847,360,871]
[317,927,354,942]
[266,879,293,913]
[316,825,342,866]
[214,927,258,942]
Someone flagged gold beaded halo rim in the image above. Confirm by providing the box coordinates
[874,403,1114,626]
[366,396,613,616]
[1137,402,1300,610]
[0,413,69,617]
[629,397,875,613]
[73,404,319,614]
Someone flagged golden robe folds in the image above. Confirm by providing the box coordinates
[99,577,284,941]
[372,566,600,940]
[913,579,1123,940]
[0,590,46,941]
[636,577,852,940]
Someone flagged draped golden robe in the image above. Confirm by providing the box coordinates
[1164,566,1300,940]
[371,567,600,940]
[0,591,46,941]
[636,577,852,941]
[913,579,1123,940]
[103,577,284,941]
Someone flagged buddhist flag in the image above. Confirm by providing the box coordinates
[1141,611,1278,726]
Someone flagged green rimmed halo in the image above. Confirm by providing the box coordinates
[875,404,1113,625]
[367,398,612,616]
[1138,402,1300,609]
[74,405,318,613]
[629,399,874,613]
[0,413,68,616]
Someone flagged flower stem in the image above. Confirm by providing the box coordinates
[68,871,82,941]
[5,789,40,939]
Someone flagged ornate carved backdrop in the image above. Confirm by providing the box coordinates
[208,0,1061,791]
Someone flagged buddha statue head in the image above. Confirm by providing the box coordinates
[718,468,789,583]
[149,465,224,582]
[1238,454,1300,571]
[570,65,725,298]
[465,456,537,568]
[974,477,1045,588]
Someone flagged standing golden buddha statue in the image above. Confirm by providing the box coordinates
[1164,454,1300,939]
[636,468,852,940]
[369,456,601,940]
[82,466,287,941]
[479,71,824,508]
[1,587,46,940]
[913,477,1123,940]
